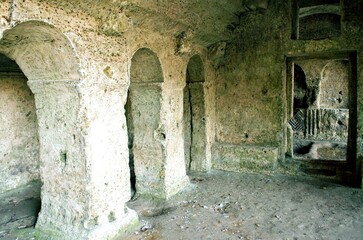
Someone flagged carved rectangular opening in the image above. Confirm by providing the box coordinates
[285,51,359,186]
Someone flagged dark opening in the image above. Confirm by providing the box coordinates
[125,91,136,195]
[293,64,309,112]
[183,71,193,171]
[291,59,349,162]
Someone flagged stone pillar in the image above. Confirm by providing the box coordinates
[28,80,137,239]
[79,81,138,239]
[28,80,88,238]
[162,86,190,198]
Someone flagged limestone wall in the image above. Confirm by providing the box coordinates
[212,0,363,181]
[0,73,39,193]
[0,0,198,238]
[0,0,361,239]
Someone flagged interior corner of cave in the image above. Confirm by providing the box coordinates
[0,0,362,239]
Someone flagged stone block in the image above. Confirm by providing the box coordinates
[212,144,278,174]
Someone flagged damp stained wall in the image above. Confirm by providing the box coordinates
[0,73,39,193]
[212,0,363,175]
[293,59,349,143]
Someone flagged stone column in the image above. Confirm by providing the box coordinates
[79,81,138,239]
[162,85,190,198]
[28,80,137,239]
[28,79,88,238]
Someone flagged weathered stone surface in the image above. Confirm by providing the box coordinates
[127,84,165,197]
[0,73,39,193]
[0,21,81,81]
[212,144,278,174]
[0,181,41,238]
[0,0,362,239]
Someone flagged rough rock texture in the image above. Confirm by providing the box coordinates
[0,12,139,240]
[213,144,278,174]
[0,0,362,239]
[127,49,166,197]
[183,55,209,171]
[0,73,39,193]
[122,171,363,240]
[212,0,363,182]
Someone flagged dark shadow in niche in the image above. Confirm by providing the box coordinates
[299,13,341,40]
[125,91,136,195]
[183,55,207,172]
[291,0,341,40]
[293,64,309,112]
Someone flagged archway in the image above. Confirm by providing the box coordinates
[126,48,165,197]
[183,55,207,171]
[0,53,41,231]
[0,21,82,237]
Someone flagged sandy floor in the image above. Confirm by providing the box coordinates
[122,171,363,240]
[1,171,362,240]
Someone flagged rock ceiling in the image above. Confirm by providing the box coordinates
[39,0,269,46]
[0,0,270,72]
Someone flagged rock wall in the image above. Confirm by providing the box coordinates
[212,0,363,179]
[0,73,40,193]
[0,4,139,239]
[0,0,361,239]
[127,48,168,198]
[0,0,202,238]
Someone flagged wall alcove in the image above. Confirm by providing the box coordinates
[126,48,165,197]
[183,55,207,171]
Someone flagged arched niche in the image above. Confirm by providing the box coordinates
[291,0,341,40]
[130,48,164,83]
[0,21,83,237]
[126,48,166,197]
[183,55,207,171]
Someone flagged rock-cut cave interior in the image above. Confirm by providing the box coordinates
[0,0,362,239]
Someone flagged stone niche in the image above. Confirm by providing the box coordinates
[183,55,207,171]
[291,0,341,40]
[126,48,166,198]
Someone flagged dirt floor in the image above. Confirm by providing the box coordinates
[1,171,362,240]
[122,171,363,240]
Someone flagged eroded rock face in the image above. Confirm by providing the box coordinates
[211,0,362,179]
[0,0,362,239]
[0,72,39,193]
